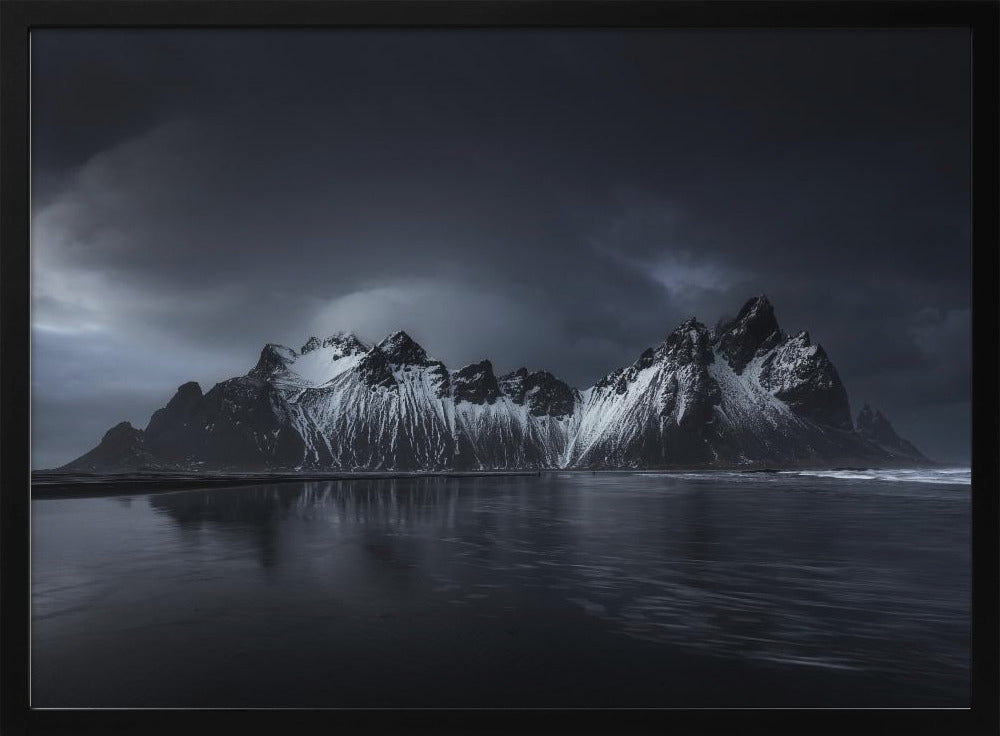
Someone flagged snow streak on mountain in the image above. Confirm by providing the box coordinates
[62,296,930,472]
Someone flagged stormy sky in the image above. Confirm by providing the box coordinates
[30,29,971,469]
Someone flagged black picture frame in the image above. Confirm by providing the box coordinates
[2,2,997,734]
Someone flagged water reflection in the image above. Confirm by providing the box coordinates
[150,484,299,568]
[44,472,969,702]
[681,488,718,590]
[148,478,471,571]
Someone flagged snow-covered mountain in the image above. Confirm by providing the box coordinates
[60,295,930,472]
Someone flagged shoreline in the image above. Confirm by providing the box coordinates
[30,470,542,499]
[29,465,956,500]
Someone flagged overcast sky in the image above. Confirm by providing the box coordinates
[30,29,970,468]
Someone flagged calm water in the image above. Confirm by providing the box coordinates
[31,470,970,708]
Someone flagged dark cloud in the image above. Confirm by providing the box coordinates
[31,29,971,466]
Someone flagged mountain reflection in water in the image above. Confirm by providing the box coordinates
[33,471,969,708]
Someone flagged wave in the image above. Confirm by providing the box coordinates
[780,468,971,485]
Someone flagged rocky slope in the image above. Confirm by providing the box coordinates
[855,403,926,459]
[60,296,930,472]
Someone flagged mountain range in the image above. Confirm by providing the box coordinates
[59,295,929,472]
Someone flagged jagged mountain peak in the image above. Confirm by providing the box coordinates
[742,292,773,316]
[174,381,203,399]
[497,366,559,388]
[758,331,851,431]
[857,402,889,424]
[498,367,576,417]
[678,316,705,329]
[300,332,367,356]
[248,335,370,389]
[59,420,151,473]
[782,330,831,363]
[249,344,297,380]
[660,318,714,366]
[715,294,784,374]
[857,403,892,434]
[669,316,710,338]
[855,404,926,461]
[261,343,291,355]
[376,331,432,366]
[452,359,501,404]
[710,293,774,333]
[152,382,204,424]
[380,329,415,344]
[456,358,495,374]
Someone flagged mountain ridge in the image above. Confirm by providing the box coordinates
[58,295,931,472]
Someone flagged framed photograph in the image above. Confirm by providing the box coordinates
[2,1,997,734]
